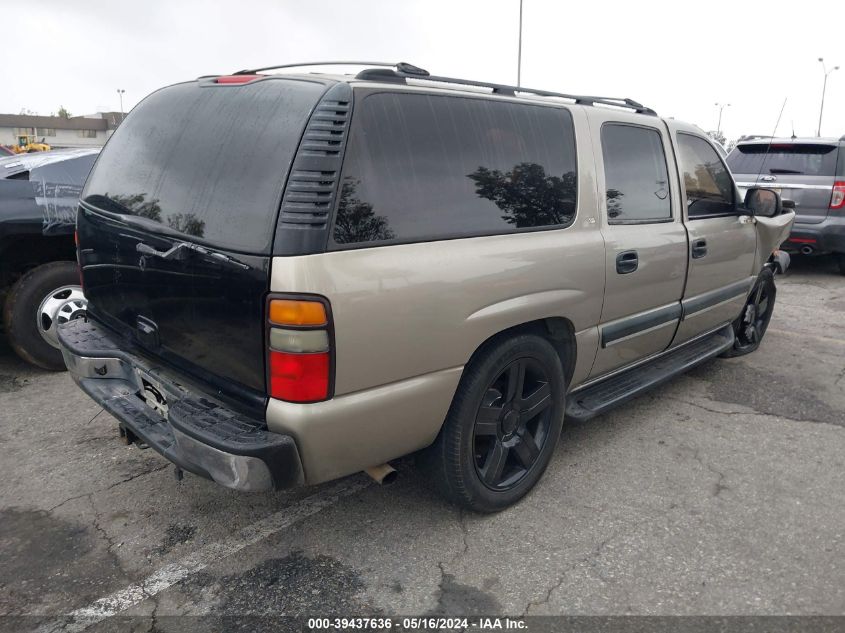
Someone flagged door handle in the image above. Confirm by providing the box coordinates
[616,250,638,274]
[691,239,708,259]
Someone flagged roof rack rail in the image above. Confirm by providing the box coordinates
[354,66,657,116]
[233,61,430,76]
[232,61,656,115]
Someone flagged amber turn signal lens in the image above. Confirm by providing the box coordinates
[268,299,327,326]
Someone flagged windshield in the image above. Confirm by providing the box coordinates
[82,78,327,254]
[726,143,839,177]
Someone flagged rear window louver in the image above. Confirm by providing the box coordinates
[274,83,353,255]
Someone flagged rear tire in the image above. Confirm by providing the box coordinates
[3,262,81,370]
[721,268,776,358]
[419,334,566,513]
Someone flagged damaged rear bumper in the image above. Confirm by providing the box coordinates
[58,318,303,491]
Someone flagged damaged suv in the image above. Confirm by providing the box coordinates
[59,63,793,511]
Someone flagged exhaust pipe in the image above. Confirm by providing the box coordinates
[364,463,397,485]
[801,245,814,255]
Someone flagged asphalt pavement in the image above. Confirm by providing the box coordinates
[1,256,843,631]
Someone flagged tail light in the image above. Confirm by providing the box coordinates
[266,297,332,403]
[216,74,263,84]
[830,181,845,210]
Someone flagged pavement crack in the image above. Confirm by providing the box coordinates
[665,395,844,429]
[47,491,93,513]
[88,496,121,556]
[457,509,469,558]
[105,463,169,490]
[696,450,728,497]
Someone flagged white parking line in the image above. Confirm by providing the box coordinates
[37,478,372,633]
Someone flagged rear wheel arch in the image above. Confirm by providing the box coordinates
[464,317,576,389]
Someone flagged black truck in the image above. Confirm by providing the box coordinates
[0,149,97,369]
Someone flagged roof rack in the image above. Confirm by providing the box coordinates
[233,61,656,116]
[368,68,656,115]
[233,61,429,76]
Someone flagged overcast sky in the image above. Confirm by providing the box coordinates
[4,0,844,142]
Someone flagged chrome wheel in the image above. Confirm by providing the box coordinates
[37,285,87,349]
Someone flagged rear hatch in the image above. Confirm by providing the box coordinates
[78,76,330,411]
[726,142,839,224]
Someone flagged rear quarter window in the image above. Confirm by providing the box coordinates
[331,92,577,247]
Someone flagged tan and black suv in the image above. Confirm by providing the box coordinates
[58,62,794,512]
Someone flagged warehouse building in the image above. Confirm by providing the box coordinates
[0,111,122,149]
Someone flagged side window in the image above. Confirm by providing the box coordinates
[600,124,671,224]
[677,133,736,218]
[332,93,578,246]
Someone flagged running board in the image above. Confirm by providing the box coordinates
[565,325,735,422]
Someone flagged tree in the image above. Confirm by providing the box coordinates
[57,106,72,119]
[333,179,395,243]
[467,162,577,228]
[706,130,726,147]
[106,193,162,221]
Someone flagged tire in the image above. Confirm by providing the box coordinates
[3,262,81,370]
[419,333,566,513]
[836,254,845,276]
[721,267,776,358]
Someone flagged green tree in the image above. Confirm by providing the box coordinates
[333,179,395,243]
[467,163,577,228]
[57,106,72,119]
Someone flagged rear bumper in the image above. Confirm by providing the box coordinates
[784,217,845,254]
[58,319,303,491]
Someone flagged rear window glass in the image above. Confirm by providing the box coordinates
[83,79,326,254]
[332,92,577,246]
[726,143,838,177]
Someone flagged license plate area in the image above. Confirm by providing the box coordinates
[136,370,169,417]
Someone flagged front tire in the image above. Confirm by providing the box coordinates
[3,262,83,370]
[721,268,776,358]
[420,334,566,512]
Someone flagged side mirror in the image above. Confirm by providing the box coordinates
[744,187,782,218]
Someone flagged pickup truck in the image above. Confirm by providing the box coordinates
[57,62,794,512]
[1,149,96,369]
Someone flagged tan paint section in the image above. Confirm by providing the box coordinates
[263,105,789,483]
[266,367,463,484]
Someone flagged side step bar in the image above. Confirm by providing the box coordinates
[565,325,735,422]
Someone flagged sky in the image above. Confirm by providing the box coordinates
[3,0,844,143]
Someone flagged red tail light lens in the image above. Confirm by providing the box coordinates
[830,181,845,210]
[269,350,330,402]
[216,75,263,84]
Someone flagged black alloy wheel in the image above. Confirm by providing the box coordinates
[420,333,566,512]
[473,357,553,490]
[722,267,776,358]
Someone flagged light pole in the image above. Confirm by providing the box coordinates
[817,58,839,137]
[715,102,730,134]
[516,0,523,88]
[116,89,126,122]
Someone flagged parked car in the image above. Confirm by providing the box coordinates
[727,136,845,274]
[58,63,793,511]
[1,149,97,369]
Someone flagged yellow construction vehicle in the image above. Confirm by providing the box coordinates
[12,134,51,153]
